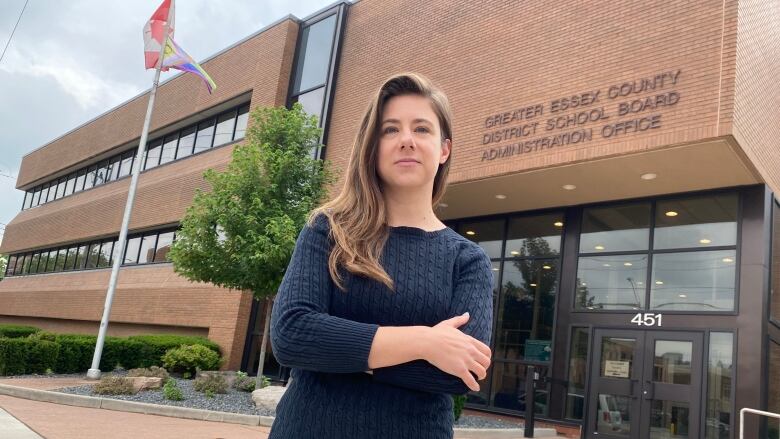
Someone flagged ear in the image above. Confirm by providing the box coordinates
[440,139,452,164]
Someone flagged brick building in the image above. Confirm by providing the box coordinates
[2,0,780,437]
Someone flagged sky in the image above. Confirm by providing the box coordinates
[0,0,336,245]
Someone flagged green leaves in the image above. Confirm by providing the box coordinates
[169,103,333,299]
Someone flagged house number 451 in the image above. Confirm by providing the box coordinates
[631,313,663,327]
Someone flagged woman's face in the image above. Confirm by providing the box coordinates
[376,94,451,195]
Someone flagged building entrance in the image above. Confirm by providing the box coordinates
[584,329,703,439]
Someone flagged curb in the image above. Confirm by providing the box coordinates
[0,383,560,437]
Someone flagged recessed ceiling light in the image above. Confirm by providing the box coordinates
[554,221,564,227]
[581,282,587,286]
[722,257,734,263]
[679,294,687,298]
[594,245,605,250]
[438,203,448,208]
[640,173,657,180]
[530,283,537,287]
[542,265,552,270]
[665,211,678,217]
[466,230,476,236]
[495,194,507,199]
[624,262,633,266]
[510,250,520,256]
[655,280,664,285]
[699,238,711,244]
[562,184,577,190]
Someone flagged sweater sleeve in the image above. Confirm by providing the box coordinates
[370,244,494,395]
[270,214,380,373]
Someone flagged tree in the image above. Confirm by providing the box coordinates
[169,103,333,386]
[0,254,6,281]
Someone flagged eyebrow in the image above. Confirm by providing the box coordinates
[381,118,433,125]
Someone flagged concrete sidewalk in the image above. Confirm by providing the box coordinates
[0,406,43,439]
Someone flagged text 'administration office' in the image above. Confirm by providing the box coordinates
[2,0,780,437]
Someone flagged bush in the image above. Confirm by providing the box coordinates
[128,335,221,366]
[452,395,467,421]
[193,373,228,394]
[162,345,222,376]
[162,379,183,401]
[0,324,40,339]
[127,366,170,382]
[232,371,257,392]
[94,376,136,395]
[0,337,59,375]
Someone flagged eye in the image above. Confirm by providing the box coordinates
[415,126,430,133]
[383,126,398,134]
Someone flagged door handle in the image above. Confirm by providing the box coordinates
[643,380,654,400]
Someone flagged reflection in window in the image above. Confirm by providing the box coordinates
[75,170,86,191]
[706,332,733,439]
[84,165,97,190]
[581,202,650,253]
[654,193,738,250]
[234,104,249,139]
[46,182,57,202]
[596,394,631,436]
[601,337,635,378]
[292,15,337,93]
[194,119,215,154]
[213,111,236,147]
[496,259,557,361]
[176,126,196,159]
[119,152,134,178]
[653,340,692,384]
[154,232,174,262]
[144,140,162,170]
[98,240,114,268]
[490,362,548,415]
[505,213,563,258]
[55,178,66,199]
[109,156,121,181]
[53,248,68,271]
[85,243,101,269]
[566,328,589,420]
[64,246,78,270]
[138,234,157,264]
[576,255,648,310]
[28,253,41,274]
[159,134,178,165]
[65,174,76,196]
[94,161,109,186]
[295,87,325,123]
[650,250,736,311]
[650,400,689,438]
[459,219,504,259]
[124,237,141,265]
[74,245,88,270]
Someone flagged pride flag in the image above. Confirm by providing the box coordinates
[161,37,217,94]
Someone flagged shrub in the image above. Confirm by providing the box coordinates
[193,373,228,394]
[127,366,170,382]
[162,344,222,376]
[0,337,59,375]
[452,395,467,421]
[94,376,136,395]
[232,371,257,392]
[128,335,221,366]
[0,324,40,339]
[162,379,183,401]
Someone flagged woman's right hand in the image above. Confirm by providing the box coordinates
[421,312,492,392]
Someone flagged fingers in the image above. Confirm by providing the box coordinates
[468,359,488,381]
[461,369,480,392]
[442,312,469,327]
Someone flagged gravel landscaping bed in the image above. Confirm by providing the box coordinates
[13,372,524,429]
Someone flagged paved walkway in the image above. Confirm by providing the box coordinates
[0,405,43,439]
[0,395,271,439]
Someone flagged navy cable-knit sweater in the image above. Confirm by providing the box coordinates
[268,213,494,439]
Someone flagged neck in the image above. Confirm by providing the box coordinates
[382,185,442,230]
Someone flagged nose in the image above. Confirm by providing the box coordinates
[399,127,415,150]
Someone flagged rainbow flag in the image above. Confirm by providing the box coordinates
[161,37,217,94]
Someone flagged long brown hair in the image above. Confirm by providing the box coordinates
[310,72,453,292]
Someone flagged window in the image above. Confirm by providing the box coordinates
[706,332,733,439]
[32,187,42,207]
[45,250,57,272]
[45,182,56,202]
[576,254,648,310]
[75,170,86,192]
[213,110,236,147]
[109,156,122,181]
[234,104,249,139]
[292,15,337,94]
[27,253,40,274]
[64,246,79,270]
[154,231,174,262]
[138,234,157,264]
[505,213,564,258]
[581,202,650,253]
[85,243,101,269]
[124,236,141,265]
[159,134,178,165]
[654,193,738,250]
[54,178,65,199]
[176,126,196,159]
[83,165,97,190]
[53,248,68,271]
[20,254,32,275]
[64,173,76,196]
[295,87,325,124]
[94,160,110,186]
[6,255,17,276]
[459,219,505,259]
[119,151,134,178]
[23,192,32,209]
[98,240,114,268]
[650,250,736,311]
[144,139,162,170]
[194,118,215,154]
[74,244,89,270]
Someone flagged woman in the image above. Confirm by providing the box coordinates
[268,73,494,439]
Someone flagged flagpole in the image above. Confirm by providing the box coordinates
[87,18,172,380]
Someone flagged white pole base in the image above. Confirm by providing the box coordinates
[86,368,102,380]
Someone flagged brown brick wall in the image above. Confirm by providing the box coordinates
[16,18,298,189]
[0,264,252,370]
[326,0,735,190]
[731,0,780,196]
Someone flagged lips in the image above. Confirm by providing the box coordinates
[395,158,420,164]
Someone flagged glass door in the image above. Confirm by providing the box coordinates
[585,329,703,439]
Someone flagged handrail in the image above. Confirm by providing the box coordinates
[740,407,780,439]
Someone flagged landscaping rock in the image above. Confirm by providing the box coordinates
[251,385,287,411]
[127,377,163,393]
